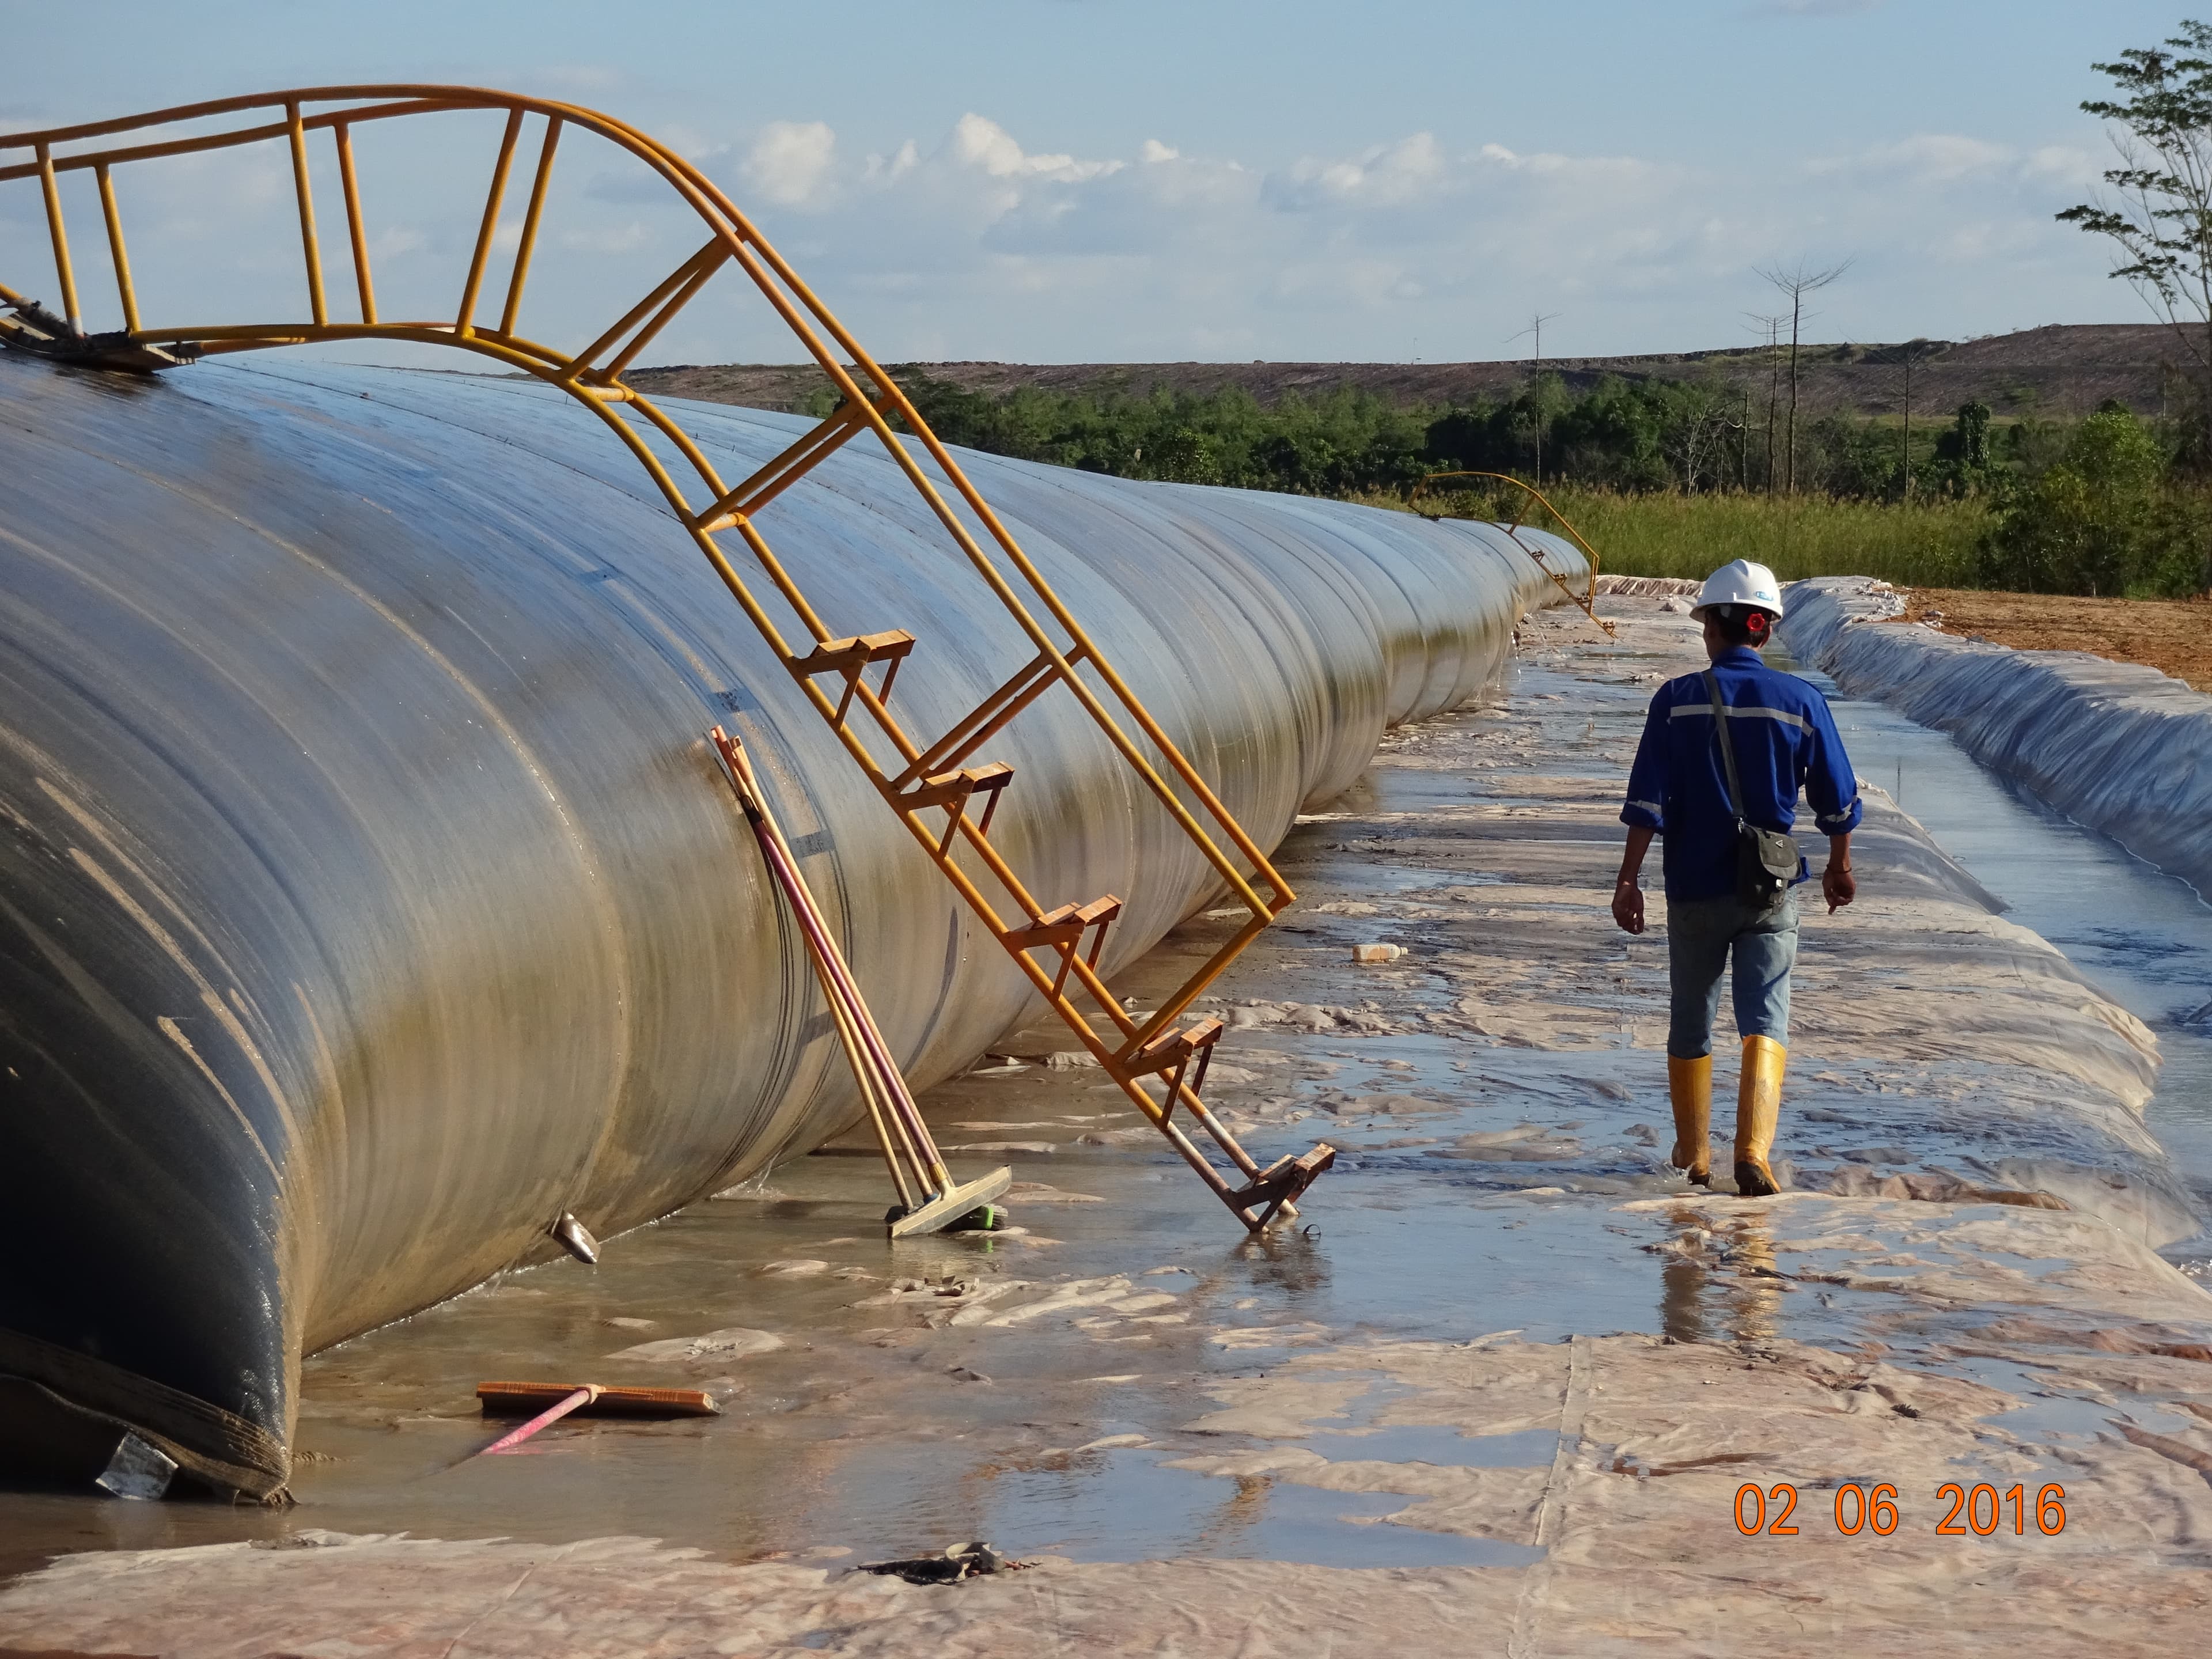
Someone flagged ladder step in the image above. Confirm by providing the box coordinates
[1125,1016,1224,1075]
[789,630,918,722]
[1226,1145,1338,1224]
[1002,895,1122,1000]
[897,761,1013,813]
[1123,1017,1226,1123]
[789,629,916,680]
[1002,894,1122,949]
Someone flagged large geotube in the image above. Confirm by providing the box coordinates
[0,353,1582,1496]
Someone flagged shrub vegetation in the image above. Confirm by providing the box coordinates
[881,370,2210,597]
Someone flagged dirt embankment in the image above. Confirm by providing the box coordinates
[627,324,2195,422]
[1897,588,2212,694]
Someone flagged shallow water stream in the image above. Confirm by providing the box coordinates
[1782,654,2212,1265]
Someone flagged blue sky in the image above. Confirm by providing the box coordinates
[0,1,2194,364]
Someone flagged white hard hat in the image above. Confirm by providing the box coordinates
[1692,559,1784,619]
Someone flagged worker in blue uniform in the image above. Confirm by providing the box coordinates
[1611,560,1861,1195]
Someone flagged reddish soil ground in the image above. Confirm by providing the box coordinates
[1896,587,2212,694]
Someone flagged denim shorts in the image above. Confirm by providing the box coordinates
[1666,891,1799,1059]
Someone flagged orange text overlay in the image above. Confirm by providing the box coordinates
[1733,1482,2067,1537]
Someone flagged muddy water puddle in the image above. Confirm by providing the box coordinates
[0,1106,1700,1574]
[0,987,1888,1577]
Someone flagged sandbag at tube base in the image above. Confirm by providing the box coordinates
[1616,559,1861,1200]
[0,353,1584,1497]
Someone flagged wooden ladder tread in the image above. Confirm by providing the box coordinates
[1127,1016,1225,1072]
[1226,1143,1336,1209]
[899,762,1013,812]
[1003,894,1122,947]
[790,630,916,676]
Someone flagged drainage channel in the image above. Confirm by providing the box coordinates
[1780,651,2212,1270]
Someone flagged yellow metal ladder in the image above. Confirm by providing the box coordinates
[0,86,1334,1230]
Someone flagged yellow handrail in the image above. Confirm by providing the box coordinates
[1410,470,1615,638]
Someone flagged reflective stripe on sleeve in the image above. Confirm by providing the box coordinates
[1626,799,1662,817]
[1668,704,1810,730]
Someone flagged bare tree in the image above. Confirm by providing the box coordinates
[1888,339,1933,499]
[1508,312,1561,480]
[1742,312,1788,493]
[1756,259,1853,494]
[1901,345,1913,498]
[2059,20,2212,459]
[1661,385,1734,493]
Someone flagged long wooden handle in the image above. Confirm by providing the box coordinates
[712,726,950,1193]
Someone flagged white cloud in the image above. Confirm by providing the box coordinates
[744,120,838,209]
[1801,134,2100,205]
[1809,134,2011,181]
[1263,133,1676,222]
[1269,133,1450,210]
[2024,146,2102,188]
[947,113,1122,184]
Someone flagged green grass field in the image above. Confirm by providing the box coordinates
[1358,486,1992,589]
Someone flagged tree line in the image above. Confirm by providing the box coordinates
[888,368,1917,498]
[882,369,2207,598]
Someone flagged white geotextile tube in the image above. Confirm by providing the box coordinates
[1776,577,2212,898]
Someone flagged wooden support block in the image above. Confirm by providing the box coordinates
[887,1165,1015,1238]
[476,1381,720,1418]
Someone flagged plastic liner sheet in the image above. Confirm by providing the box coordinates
[1778,577,2212,898]
[0,355,1580,1494]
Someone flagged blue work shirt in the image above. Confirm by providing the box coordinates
[1620,647,1862,901]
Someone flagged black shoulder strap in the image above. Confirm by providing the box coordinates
[1703,669,1747,822]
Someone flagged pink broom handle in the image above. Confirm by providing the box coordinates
[478,1385,599,1456]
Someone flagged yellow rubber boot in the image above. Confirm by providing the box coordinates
[1666,1054,1712,1186]
[1734,1035,1787,1196]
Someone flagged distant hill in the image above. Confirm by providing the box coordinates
[627,324,2195,423]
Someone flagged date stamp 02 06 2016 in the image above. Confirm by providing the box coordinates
[1733,1482,2069,1539]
